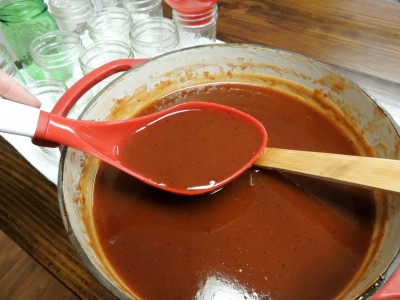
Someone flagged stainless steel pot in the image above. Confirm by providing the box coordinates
[55,44,400,299]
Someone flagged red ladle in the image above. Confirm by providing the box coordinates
[0,99,267,196]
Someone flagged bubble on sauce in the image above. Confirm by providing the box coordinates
[249,173,255,186]
[188,179,217,191]
[195,274,271,300]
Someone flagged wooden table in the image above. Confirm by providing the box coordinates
[0,0,399,298]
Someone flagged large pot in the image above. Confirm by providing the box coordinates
[54,44,400,299]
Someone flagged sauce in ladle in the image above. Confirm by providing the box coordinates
[117,106,267,193]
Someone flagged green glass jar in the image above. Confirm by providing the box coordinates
[0,0,58,80]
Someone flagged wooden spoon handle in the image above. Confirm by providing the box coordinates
[254,148,400,194]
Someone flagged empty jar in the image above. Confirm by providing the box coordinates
[79,40,134,74]
[0,0,58,80]
[172,4,218,48]
[79,40,134,95]
[49,0,94,35]
[0,43,18,78]
[25,79,67,112]
[120,0,163,24]
[30,31,83,87]
[99,0,119,8]
[88,7,131,43]
[129,17,179,58]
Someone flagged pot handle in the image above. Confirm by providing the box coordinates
[371,267,400,300]
[51,58,147,118]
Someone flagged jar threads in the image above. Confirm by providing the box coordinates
[129,17,180,58]
[79,40,134,75]
[88,7,131,43]
[120,0,163,24]
[30,31,83,86]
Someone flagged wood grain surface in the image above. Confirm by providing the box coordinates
[217,0,400,84]
[0,230,77,299]
[0,139,115,299]
[0,0,399,298]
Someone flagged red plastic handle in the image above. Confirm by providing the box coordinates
[33,58,147,147]
[51,58,147,118]
[371,267,400,300]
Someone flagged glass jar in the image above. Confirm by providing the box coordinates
[99,0,119,8]
[48,0,94,35]
[88,7,131,43]
[172,4,218,48]
[30,31,83,87]
[130,17,179,58]
[0,43,18,78]
[0,0,58,81]
[79,40,134,95]
[25,79,67,112]
[120,0,163,24]
[79,40,134,74]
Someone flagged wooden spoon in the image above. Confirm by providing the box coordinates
[255,148,400,194]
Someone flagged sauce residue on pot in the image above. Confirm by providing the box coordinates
[92,83,376,299]
[117,106,265,192]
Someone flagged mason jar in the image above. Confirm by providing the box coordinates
[172,4,218,48]
[25,79,67,112]
[0,43,18,79]
[130,17,179,58]
[30,31,83,87]
[87,7,131,43]
[99,0,119,7]
[79,40,134,95]
[120,0,163,24]
[0,0,58,81]
[80,40,134,74]
[48,0,94,35]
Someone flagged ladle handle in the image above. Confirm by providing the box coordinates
[255,148,400,194]
[0,100,40,137]
[33,58,147,147]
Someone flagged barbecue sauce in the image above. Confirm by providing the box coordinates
[117,106,265,193]
[92,83,375,299]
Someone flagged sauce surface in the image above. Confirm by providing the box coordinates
[93,83,375,299]
[118,107,265,192]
